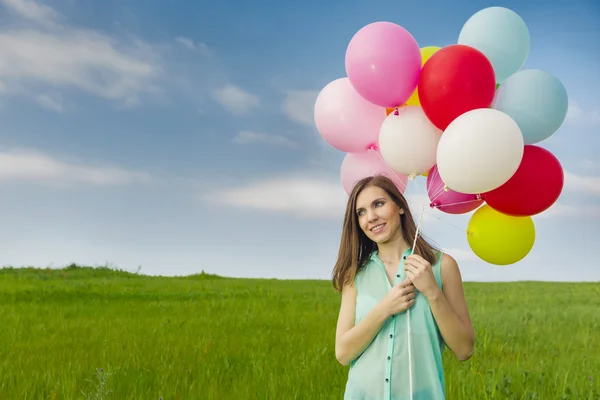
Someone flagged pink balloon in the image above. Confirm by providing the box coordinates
[426,165,483,214]
[314,77,386,153]
[345,22,422,108]
[341,150,408,195]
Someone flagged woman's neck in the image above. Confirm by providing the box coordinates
[376,235,410,264]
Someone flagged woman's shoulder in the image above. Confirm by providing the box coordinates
[437,251,463,286]
[439,252,459,269]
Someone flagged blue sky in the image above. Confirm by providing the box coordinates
[0,0,598,281]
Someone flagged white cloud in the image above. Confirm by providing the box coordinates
[1,0,60,26]
[211,84,259,115]
[566,101,583,121]
[199,175,455,222]
[174,36,209,54]
[580,159,597,170]
[535,202,600,219]
[442,248,478,262]
[35,93,64,112]
[0,148,152,186]
[565,101,600,124]
[232,130,299,149]
[200,175,347,219]
[282,89,318,127]
[564,171,600,196]
[0,0,162,107]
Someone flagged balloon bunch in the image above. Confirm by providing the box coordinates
[314,7,567,266]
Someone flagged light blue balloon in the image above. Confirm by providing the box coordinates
[492,69,568,144]
[458,7,530,83]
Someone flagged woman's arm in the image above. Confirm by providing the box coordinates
[426,254,475,361]
[334,283,389,366]
[335,278,416,366]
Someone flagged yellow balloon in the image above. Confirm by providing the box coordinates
[420,46,441,61]
[405,46,442,106]
[467,205,536,265]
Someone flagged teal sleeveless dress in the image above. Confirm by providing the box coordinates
[343,247,446,400]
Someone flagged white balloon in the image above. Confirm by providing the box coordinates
[436,108,524,194]
[378,106,442,178]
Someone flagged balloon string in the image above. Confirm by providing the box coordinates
[426,168,441,195]
[430,198,483,209]
[430,166,439,181]
[407,204,426,400]
[425,167,483,207]
[365,148,481,233]
[367,145,427,400]
[428,165,440,185]
[369,148,409,193]
[428,184,448,204]
[420,211,470,233]
[424,170,448,203]
[366,141,481,209]
[357,153,480,399]
[417,199,483,236]
[428,180,482,207]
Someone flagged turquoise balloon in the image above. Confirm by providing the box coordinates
[491,69,568,144]
[458,7,530,83]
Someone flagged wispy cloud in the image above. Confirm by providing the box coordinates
[0,148,152,186]
[564,171,600,196]
[580,159,597,170]
[232,131,299,149]
[565,101,600,125]
[200,175,347,219]
[35,93,64,113]
[442,248,479,262]
[536,202,600,219]
[174,36,210,55]
[212,84,259,115]
[1,0,61,26]
[199,174,454,222]
[282,89,318,127]
[0,0,162,108]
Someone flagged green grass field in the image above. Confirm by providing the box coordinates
[0,265,598,399]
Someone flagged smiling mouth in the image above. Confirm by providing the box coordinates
[370,223,386,233]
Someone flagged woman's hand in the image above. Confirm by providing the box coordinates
[404,254,441,300]
[382,277,416,316]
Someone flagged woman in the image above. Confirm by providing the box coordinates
[332,175,475,400]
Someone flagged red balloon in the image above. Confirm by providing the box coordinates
[418,44,496,131]
[482,145,564,216]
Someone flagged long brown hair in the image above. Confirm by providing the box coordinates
[332,175,440,293]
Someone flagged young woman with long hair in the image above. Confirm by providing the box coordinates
[333,175,475,400]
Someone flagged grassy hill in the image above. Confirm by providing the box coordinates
[0,265,598,399]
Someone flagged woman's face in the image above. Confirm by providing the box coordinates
[355,185,404,244]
